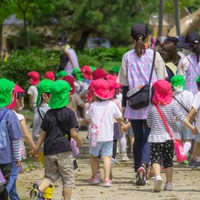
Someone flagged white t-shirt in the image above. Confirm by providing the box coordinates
[86,100,122,142]
[192,91,200,112]
[27,85,38,108]
[173,90,194,116]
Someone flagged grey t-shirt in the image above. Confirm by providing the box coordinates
[32,103,50,139]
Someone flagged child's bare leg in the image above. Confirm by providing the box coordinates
[152,163,161,175]
[90,155,99,177]
[63,187,72,200]
[102,156,111,180]
[165,167,173,182]
[38,179,51,191]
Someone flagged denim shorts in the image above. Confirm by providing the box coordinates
[177,121,195,140]
[89,141,113,157]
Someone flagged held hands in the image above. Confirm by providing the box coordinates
[121,121,131,132]
[76,140,82,148]
[16,160,21,166]
[192,126,198,135]
[29,149,40,159]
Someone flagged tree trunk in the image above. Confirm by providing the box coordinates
[0,24,2,52]
[76,30,90,52]
[23,12,30,49]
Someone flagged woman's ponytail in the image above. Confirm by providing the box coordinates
[135,35,146,58]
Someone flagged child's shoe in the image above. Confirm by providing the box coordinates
[121,153,129,161]
[102,179,112,187]
[88,176,100,185]
[30,183,43,200]
[97,169,101,180]
[153,175,162,192]
[164,182,173,191]
[136,166,147,186]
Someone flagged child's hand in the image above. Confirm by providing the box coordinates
[16,160,21,166]
[121,122,131,132]
[29,149,40,159]
[192,126,198,135]
[76,140,82,148]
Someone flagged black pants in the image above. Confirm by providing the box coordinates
[0,163,12,200]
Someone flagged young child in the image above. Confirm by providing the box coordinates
[6,84,35,199]
[85,79,124,187]
[0,79,22,200]
[32,79,54,200]
[187,76,200,167]
[30,80,82,200]
[147,79,197,192]
[27,71,40,112]
[171,75,194,164]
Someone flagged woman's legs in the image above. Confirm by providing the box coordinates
[131,120,150,172]
[90,155,99,177]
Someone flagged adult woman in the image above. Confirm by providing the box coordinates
[117,23,167,186]
[177,31,200,94]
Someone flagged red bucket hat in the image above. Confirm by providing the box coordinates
[28,71,40,85]
[62,75,75,94]
[92,68,107,80]
[45,71,55,81]
[7,84,25,109]
[80,65,92,80]
[152,79,173,105]
[93,79,112,100]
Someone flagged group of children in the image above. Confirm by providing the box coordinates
[1,40,200,199]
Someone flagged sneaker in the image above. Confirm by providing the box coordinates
[153,175,163,192]
[88,176,100,185]
[164,182,173,191]
[111,158,119,164]
[136,166,147,186]
[30,183,43,200]
[102,179,112,187]
[188,160,197,168]
[195,162,200,169]
[121,154,129,161]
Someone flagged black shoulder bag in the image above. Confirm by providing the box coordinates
[127,50,156,109]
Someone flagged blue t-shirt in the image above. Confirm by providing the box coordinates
[0,108,22,164]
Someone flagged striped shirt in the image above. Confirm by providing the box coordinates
[177,52,200,94]
[117,48,167,119]
[147,100,186,143]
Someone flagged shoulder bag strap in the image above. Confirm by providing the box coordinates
[154,104,174,140]
[173,96,189,113]
[0,108,9,123]
[97,101,109,129]
[37,107,44,120]
[148,50,156,85]
[185,56,199,76]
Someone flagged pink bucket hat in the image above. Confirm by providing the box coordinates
[62,75,75,94]
[28,71,40,85]
[93,79,112,100]
[45,71,55,81]
[152,79,173,105]
[80,65,92,80]
[7,84,25,109]
[92,68,107,80]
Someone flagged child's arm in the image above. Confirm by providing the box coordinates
[121,121,131,132]
[12,140,21,166]
[187,107,197,124]
[183,118,198,135]
[115,116,124,127]
[20,119,35,149]
[70,128,82,148]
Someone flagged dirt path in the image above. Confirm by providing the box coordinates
[17,131,200,200]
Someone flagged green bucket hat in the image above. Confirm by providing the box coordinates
[36,79,53,107]
[49,80,72,109]
[110,65,120,73]
[90,66,96,72]
[171,75,186,92]
[0,78,15,108]
[71,68,84,81]
[196,76,200,83]
[56,70,68,79]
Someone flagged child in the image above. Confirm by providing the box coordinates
[147,79,197,192]
[171,75,194,164]
[32,79,54,200]
[187,76,200,167]
[30,80,82,200]
[44,71,55,81]
[6,84,35,199]
[85,79,124,187]
[0,79,22,200]
[27,71,40,112]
